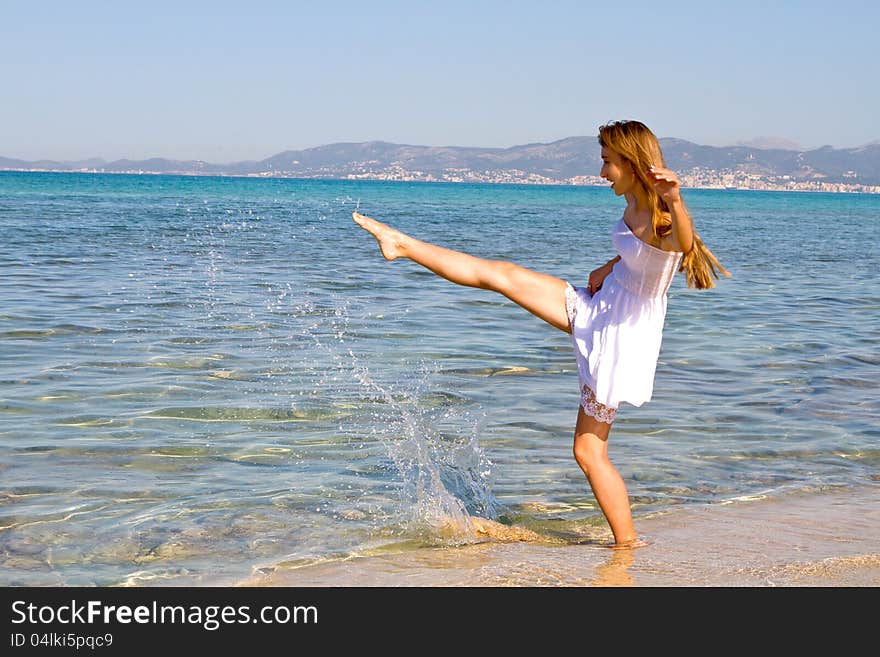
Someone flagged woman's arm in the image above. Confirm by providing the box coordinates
[646,166,694,253]
[588,255,620,295]
[666,198,695,253]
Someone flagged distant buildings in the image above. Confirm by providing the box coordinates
[339,166,880,193]
[677,167,880,194]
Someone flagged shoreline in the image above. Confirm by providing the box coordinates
[240,484,880,587]
[2,168,878,195]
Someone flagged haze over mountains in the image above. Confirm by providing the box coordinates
[3,137,879,188]
[734,137,806,151]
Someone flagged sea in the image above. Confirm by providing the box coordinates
[1,171,878,586]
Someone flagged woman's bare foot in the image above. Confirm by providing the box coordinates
[609,537,649,550]
[352,212,409,261]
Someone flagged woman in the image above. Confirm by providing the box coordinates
[353,120,728,547]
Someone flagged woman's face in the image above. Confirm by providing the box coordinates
[600,146,635,196]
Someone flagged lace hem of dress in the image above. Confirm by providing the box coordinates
[580,384,617,424]
[564,283,578,328]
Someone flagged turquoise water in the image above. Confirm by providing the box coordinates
[1,171,878,585]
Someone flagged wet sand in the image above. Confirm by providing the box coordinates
[241,485,880,587]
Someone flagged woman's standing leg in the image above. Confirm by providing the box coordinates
[572,408,637,546]
[353,212,571,332]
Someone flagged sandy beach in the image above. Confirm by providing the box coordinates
[242,485,880,587]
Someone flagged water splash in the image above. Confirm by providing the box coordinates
[298,292,499,544]
[352,363,490,544]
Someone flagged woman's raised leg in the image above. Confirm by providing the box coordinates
[353,212,571,332]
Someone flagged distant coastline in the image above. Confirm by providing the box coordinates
[4,134,880,194]
[3,167,878,194]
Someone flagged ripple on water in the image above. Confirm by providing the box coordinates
[139,405,352,423]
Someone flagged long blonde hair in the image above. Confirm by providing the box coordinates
[598,120,730,289]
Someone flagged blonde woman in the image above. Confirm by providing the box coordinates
[353,120,728,547]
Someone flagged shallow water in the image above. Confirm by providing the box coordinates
[1,172,878,585]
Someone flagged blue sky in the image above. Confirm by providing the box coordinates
[2,0,877,161]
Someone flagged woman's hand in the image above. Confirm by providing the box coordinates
[645,166,682,204]
[588,258,617,295]
[647,166,694,252]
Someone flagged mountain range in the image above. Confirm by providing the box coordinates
[3,137,879,188]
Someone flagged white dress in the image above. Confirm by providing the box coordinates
[565,216,683,423]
